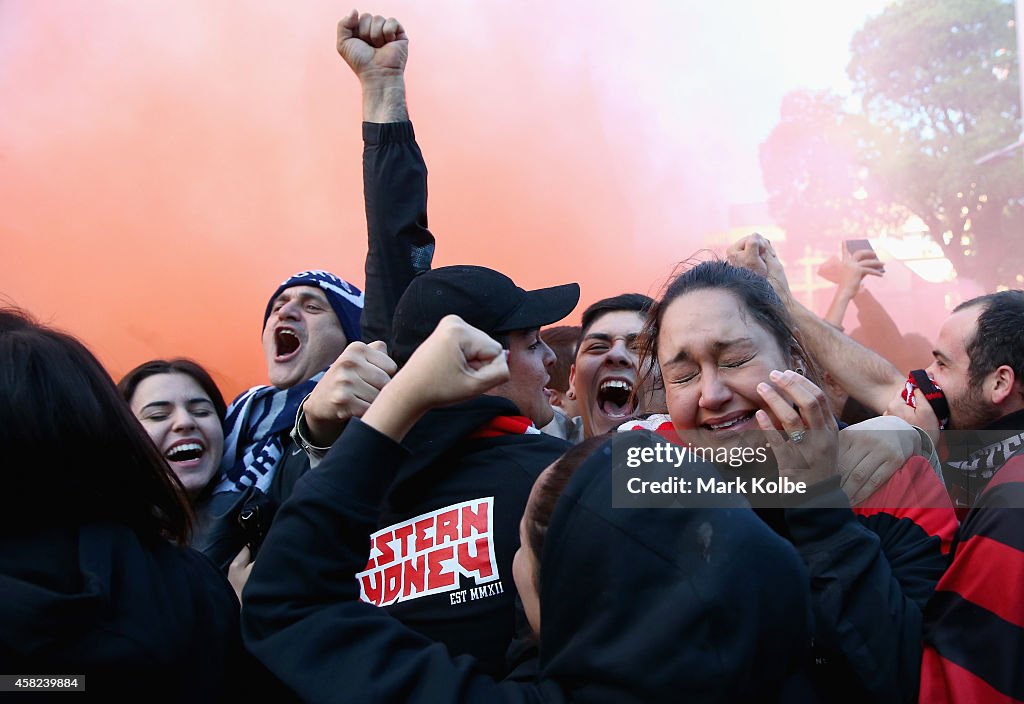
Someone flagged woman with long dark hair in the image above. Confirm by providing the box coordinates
[0,308,243,700]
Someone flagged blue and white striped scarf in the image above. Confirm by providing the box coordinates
[214,371,324,494]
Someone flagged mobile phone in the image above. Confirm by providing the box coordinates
[845,239,875,256]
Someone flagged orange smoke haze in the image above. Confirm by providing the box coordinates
[1,0,934,399]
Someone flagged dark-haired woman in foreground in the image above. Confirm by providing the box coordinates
[0,308,243,701]
[645,260,957,703]
[242,315,815,703]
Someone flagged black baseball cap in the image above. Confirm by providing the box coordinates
[390,265,581,366]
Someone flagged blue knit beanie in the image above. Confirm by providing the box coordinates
[263,270,363,343]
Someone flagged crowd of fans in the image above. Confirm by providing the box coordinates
[3,9,1023,703]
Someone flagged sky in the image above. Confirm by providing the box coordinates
[1,0,897,398]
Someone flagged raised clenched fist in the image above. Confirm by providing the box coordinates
[337,9,408,80]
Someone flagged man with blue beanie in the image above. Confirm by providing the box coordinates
[261,270,364,390]
[214,270,366,501]
[195,271,371,573]
[198,0,434,571]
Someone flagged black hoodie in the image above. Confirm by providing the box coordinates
[537,433,813,702]
[0,523,245,702]
[338,396,570,677]
[243,419,814,703]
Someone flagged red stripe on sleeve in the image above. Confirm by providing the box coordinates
[934,533,1024,629]
[921,648,1022,704]
[853,456,958,553]
[984,454,1024,491]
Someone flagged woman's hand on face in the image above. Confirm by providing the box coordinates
[755,369,839,486]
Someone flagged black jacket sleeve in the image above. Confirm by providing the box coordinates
[360,121,435,344]
[192,487,257,573]
[241,419,553,704]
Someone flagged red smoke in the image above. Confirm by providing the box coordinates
[0,1,949,399]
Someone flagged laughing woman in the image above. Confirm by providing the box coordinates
[644,260,957,704]
[119,360,256,600]
[118,359,227,506]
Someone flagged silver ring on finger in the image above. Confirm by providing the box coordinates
[788,429,807,444]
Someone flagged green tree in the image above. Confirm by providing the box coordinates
[762,0,1022,290]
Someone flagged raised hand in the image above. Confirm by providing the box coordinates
[726,233,771,278]
[824,245,885,294]
[337,9,408,80]
[303,340,397,446]
[727,233,794,303]
[392,315,509,409]
[362,316,510,441]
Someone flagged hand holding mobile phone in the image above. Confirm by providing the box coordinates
[842,239,885,279]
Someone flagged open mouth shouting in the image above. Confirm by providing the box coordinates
[274,326,302,363]
[595,377,637,423]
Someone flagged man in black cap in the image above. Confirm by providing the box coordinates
[275,11,580,678]
[300,263,579,679]
[388,264,580,425]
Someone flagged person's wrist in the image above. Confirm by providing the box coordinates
[764,268,795,306]
[361,79,409,122]
[293,396,337,458]
[360,72,405,100]
[359,67,405,85]
[838,281,860,298]
[851,286,873,303]
[375,375,429,420]
[361,375,434,443]
[303,415,341,448]
[300,398,345,448]
[776,286,797,310]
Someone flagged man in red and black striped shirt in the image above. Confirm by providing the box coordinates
[915,292,1024,703]
[729,235,1024,702]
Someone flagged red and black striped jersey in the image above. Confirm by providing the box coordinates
[922,450,1024,703]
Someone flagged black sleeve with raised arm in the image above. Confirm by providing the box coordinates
[360,121,434,344]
